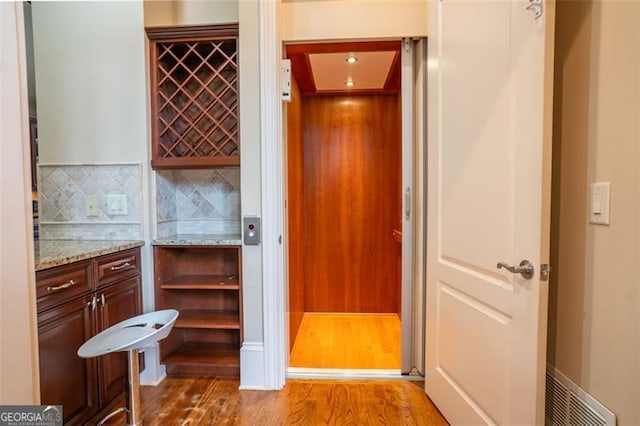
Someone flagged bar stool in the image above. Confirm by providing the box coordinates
[78,309,179,426]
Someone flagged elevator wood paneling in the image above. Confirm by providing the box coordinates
[287,78,305,350]
[302,95,401,313]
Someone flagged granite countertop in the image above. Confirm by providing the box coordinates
[152,234,242,247]
[35,239,145,271]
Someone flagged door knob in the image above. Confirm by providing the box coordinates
[496,260,535,279]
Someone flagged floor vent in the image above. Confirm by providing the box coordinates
[545,367,616,426]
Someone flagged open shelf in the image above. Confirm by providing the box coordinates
[160,274,239,290]
[163,342,239,377]
[154,245,242,378]
[175,310,240,330]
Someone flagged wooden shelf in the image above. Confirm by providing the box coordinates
[175,310,240,330]
[163,342,239,377]
[154,245,242,378]
[160,274,239,290]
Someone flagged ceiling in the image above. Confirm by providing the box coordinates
[286,41,401,96]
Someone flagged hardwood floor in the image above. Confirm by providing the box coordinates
[103,377,447,425]
[289,313,401,369]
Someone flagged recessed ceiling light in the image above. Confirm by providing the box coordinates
[345,80,355,87]
[346,56,358,64]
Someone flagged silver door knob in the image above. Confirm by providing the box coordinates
[496,260,535,279]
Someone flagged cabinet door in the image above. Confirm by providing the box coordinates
[38,295,98,425]
[96,277,142,406]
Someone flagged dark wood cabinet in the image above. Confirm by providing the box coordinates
[154,245,242,377]
[36,248,142,425]
[146,24,239,169]
[38,295,98,425]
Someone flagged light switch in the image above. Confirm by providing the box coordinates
[589,182,610,226]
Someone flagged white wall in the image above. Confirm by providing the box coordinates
[238,1,263,348]
[144,0,238,26]
[550,0,640,423]
[281,0,427,41]
[32,1,148,164]
[0,2,40,404]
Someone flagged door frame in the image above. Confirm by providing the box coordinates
[400,37,416,374]
[257,1,427,387]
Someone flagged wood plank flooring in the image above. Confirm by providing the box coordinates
[289,313,401,369]
[103,378,447,425]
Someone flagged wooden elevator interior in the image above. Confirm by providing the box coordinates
[286,42,402,369]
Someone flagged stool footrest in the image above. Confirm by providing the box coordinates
[97,406,128,426]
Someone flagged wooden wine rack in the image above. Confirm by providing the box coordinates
[147,24,239,169]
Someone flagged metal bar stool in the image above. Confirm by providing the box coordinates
[78,309,179,426]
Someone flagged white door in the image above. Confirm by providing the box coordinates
[425,0,554,424]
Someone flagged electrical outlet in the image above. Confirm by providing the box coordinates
[85,195,99,216]
[107,194,128,216]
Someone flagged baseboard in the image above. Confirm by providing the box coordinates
[139,346,166,386]
[239,342,266,390]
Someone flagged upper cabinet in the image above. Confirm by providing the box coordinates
[147,24,239,169]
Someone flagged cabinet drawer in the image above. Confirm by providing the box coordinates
[37,261,93,312]
[96,249,140,288]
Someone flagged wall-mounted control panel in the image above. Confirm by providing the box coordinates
[282,59,292,102]
[243,216,261,245]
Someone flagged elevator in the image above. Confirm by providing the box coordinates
[285,40,424,374]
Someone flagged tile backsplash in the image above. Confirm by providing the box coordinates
[156,169,240,236]
[38,164,142,240]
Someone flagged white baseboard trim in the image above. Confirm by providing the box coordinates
[239,342,266,390]
[139,346,166,386]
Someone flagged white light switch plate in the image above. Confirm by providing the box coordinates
[107,194,128,216]
[589,182,610,226]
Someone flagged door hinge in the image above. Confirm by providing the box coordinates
[540,264,551,281]
[526,0,543,19]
